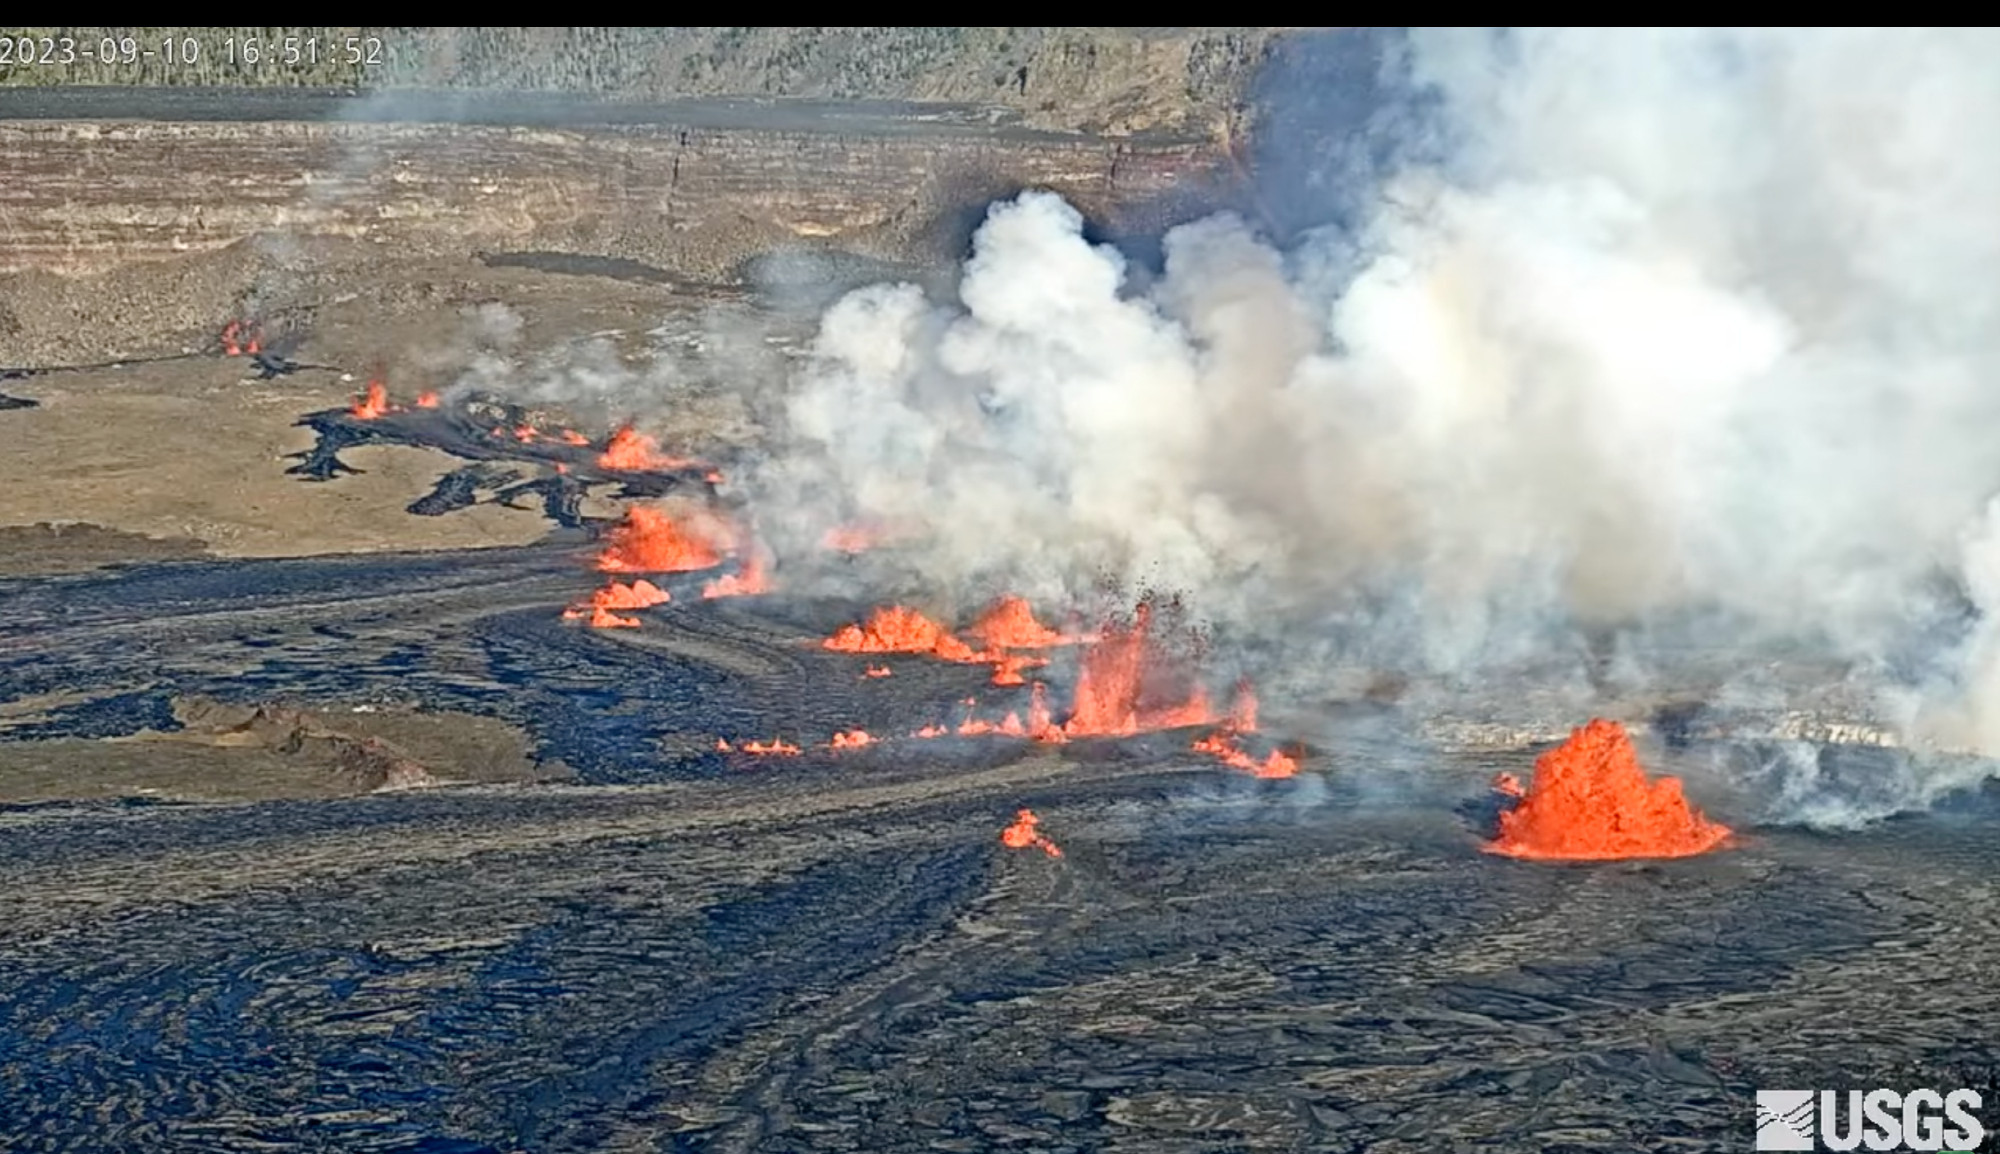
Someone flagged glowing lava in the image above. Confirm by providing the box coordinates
[349,378,394,420]
[415,390,441,408]
[967,595,1075,649]
[821,524,884,553]
[1191,731,1299,779]
[596,505,726,574]
[1000,809,1062,858]
[1486,719,1732,861]
[864,665,892,679]
[829,730,877,750]
[1062,606,1212,737]
[718,738,800,756]
[824,606,982,663]
[562,578,671,627]
[702,554,773,600]
[599,424,696,471]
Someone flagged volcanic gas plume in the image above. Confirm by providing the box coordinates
[1487,719,1732,860]
[726,28,2000,826]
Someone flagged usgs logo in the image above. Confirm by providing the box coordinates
[1757,1088,1986,1151]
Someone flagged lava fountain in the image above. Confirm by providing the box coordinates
[595,505,727,574]
[1486,719,1732,861]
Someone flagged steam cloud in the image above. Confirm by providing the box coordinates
[745,28,2000,818]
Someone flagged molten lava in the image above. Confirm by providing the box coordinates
[829,730,876,750]
[350,378,394,420]
[596,505,726,574]
[721,738,800,756]
[599,424,696,471]
[563,578,670,620]
[990,653,1049,686]
[1192,732,1298,779]
[864,665,892,679]
[1487,719,1732,861]
[701,554,772,600]
[568,607,640,629]
[821,524,884,553]
[1062,606,1212,737]
[1000,809,1062,858]
[967,596,1074,649]
[559,428,590,446]
[824,606,983,663]
[415,390,441,409]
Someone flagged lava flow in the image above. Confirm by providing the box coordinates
[829,730,877,750]
[596,505,727,574]
[1486,719,1733,861]
[1000,808,1062,858]
[599,424,698,471]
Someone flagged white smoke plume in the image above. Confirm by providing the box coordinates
[742,28,2000,819]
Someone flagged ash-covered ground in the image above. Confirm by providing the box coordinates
[2,516,1998,1152]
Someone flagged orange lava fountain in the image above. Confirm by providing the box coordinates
[595,506,726,574]
[967,595,1076,649]
[718,738,801,756]
[1000,808,1062,858]
[702,554,773,600]
[1487,719,1732,861]
[824,606,983,663]
[1062,605,1212,737]
[350,379,394,420]
[599,424,697,471]
[1191,732,1299,779]
[562,578,670,627]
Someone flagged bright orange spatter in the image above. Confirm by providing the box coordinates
[599,424,698,471]
[718,738,800,756]
[1191,732,1298,779]
[415,390,441,409]
[596,506,726,574]
[220,320,264,356]
[1000,808,1062,858]
[350,379,393,420]
[562,578,671,627]
[829,730,876,750]
[1487,719,1732,861]
[825,606,984,663]
[1062,605,1212,737]
[864,665,892,679]
[702,554,773,600]
[967,595,1076,649]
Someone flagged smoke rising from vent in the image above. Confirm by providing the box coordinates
[743,28,2000,813]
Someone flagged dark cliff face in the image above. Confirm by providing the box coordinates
[0,27,1283,138]
[0,114,1229,280]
